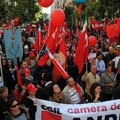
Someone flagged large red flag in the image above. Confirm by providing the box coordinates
[16,65,22,86]
[114,17,120,33]
[34,27,42,52]
[47,48,68,80]
[106,23,119,42]
[52,32,67,82]
[38,22,60,66]
[73,31,86,73]
[82,16,89,62]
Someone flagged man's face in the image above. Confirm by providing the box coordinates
[67,77,75,87]
[91,65,97,74]
[21,61,27,69]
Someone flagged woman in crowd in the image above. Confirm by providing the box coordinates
[0,86,12,120]
[49,83,69,104]
[100,63,116,101]
[3,98,29,120]
[7,59,17,93]
[85,82,103,103]
[22,83,38,120]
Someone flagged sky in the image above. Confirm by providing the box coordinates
[42,6,51,15]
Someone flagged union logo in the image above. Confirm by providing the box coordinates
[56,52,65,65]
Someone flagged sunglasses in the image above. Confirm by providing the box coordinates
[11,103,19,108]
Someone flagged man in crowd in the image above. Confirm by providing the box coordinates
[81,65,100,94]
[63,76,84,104]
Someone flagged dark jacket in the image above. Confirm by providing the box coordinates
[0,95,12,120]
[21,96,36,120]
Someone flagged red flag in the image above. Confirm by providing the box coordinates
[114,17,120,33]
[38,46,57,66]
[77,4,82,14]
[48,49,68,80]
[16,65,22,86]
[106,23,119,42]
[82,16,89,62]
[34,27,42,52]
[11,17,20,26]
[26,24,32,36]
[73,31,86,73]
[52,32,67,82]
[38,22,60,66]
[89,16,93,24]
[92,20,103,30]
[103,17,110,31]
[90,19,103,30]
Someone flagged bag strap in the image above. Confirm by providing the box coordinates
[105,72,114,82]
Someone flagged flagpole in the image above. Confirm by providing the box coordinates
[113,72,118,84]
[0,52,4,86]
[85,60,88,72]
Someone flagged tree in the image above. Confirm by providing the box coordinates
[0,0,43,25]
[0,0,8,25]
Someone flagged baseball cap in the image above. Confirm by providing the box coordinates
[23,67,30,74]
[26,83,38,92]
[29,51,35,58]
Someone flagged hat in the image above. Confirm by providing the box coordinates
[23,67,30,74]
[29,51,35,58]
[117,45,120,48]
[26,83,38,92]
[24,45,28,49]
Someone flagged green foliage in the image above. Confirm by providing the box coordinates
[0,0,8,21]
[67,0,120,22]
[0,0,43,25]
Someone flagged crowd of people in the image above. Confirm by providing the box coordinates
[0,20,120,120]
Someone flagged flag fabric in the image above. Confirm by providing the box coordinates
[4,27,23,65]
[26,24,32,36]
[89,18,103,30]
[77,4,82,14]
[10,17,20,26]
[73,31,86,73]
[103,17,110,31]
[92,20,103,30]
[106,23,119,42]
[47,49,68,80]
[16,65,22,86]
[52,32,67,82]
[82,14,89,62]
[34,27,42,52]
[37,47,57,66]
[2,17,20,29]
[114,17,120,33]
[74,14,89,73]
[38,22,60,66]
[117,58,120,74]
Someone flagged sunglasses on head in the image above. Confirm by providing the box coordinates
[11,103,19,108]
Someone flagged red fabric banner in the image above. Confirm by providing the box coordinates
[52,32,67,82]
[73,31,86,73]
[34,27,42,52]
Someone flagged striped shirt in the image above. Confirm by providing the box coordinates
[69,88,80,104]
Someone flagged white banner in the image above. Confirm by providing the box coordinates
[35,99,120,120]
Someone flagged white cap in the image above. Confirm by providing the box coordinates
[24,45,28,49]
[117,45,120,48]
